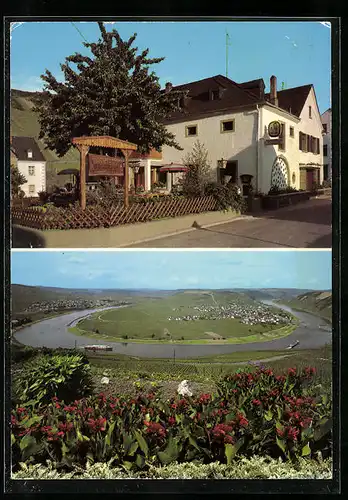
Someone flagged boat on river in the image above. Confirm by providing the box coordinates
[84,345,113,352]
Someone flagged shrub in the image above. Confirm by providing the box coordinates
[12,352,94,407]
[11,366,331,472]
[12,455,332,479]
[204,182,247,212]
[268,186,299,195]
[37,190,51,204]
[181,141,215,197]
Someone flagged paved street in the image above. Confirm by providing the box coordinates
[128,198,331,248]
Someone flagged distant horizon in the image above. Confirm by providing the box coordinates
[11,251,331,291]
[11,283,331,292]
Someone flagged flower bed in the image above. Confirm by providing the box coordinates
[261,191,310,211]
[11,366,331,473]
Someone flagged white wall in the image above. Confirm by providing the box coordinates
[298,88,324,184]
[260,106,300,193]
[321,109,332,181]
[18,161,46,197]
[161,109,258,188]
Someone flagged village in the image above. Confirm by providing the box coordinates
[168,301,294,326]
[22,297,129,314]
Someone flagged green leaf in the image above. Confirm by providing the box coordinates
[314,417,332,442]
[276,436,286,453]
[188,435,200,451]
[86,451,94,464]
[11,433,16,446]
[135,453,145,469]
[128,442,139,456]
[19,434,36,452]
[264,409,273,422]
[105,420,116,447]
[301,443,311,457]
[225,443,234,465]
[134,430,148,457]
[122,461,133,471]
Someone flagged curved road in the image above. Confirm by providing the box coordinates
[13,301,332,359]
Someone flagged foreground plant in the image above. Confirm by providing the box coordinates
[11,366,331,473]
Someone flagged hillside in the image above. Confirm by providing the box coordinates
[278,290,332,321]
[11,89,79,187]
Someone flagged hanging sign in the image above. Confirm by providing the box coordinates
[88,154,125,176]
[265,138,282,146]
[268,121,281,137]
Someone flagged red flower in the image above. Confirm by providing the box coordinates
[63,405,77,412]
[11,415,17,426]
[87,417,107,432]
[146,422,166,437]
[288,368,296,376]
[58,422,74,432]
[16,407,26,414]
[55,403,61,409]
[56,431,65,438]
[276,375,286,383]
[276,428,284,437]
[170,403,177,409]
[224,435,235,444]
[252,399,262,406]
[232,389,238,393]
[287,426,300,441]
[41,425,53,433]
[199,393,211,404]
[168,417,175,425]
[236,413,248,427]
[52,396,59,401]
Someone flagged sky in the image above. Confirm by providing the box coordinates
[10,20,331,113]
[11,250,332,290]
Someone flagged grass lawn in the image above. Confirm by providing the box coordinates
[74,294,296,343]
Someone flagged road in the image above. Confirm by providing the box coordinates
[127,198,331,248]
[13,301,332,359]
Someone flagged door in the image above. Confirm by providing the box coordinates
[306,169,314,191]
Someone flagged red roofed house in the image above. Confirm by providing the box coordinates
[160,75,324,194]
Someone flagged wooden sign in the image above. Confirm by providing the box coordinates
[88,154,125,176]
[265,138,282,146]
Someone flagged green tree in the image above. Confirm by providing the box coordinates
[34,22,187,157]
[181,140,214,197]
[11,165,27,198]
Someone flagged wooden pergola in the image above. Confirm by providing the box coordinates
[72,135,138,210]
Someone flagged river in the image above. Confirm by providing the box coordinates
[13,301,332,359]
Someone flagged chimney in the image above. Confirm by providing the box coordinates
[270,75,278,107]
[165,82,172,93]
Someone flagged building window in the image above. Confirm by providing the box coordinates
[309,106,312,118]
[289,127,294,137]
[185,125,198,137]
[278,122,286,151]
[323,123,328,133]
[299,132,308,152]
[28,185,35,194]
[220,119,235,133]
[211,90,219,100]
[324,164,329,181]
[27,149,33,159]
[323,145,328,156]
[28,166,35,176]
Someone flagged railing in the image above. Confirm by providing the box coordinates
[11,196,218,230]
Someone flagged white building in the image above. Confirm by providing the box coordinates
[321,108,332,183]
[11,136,46,197]
[159,75,324,194]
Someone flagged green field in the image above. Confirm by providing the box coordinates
[73,292,297,344]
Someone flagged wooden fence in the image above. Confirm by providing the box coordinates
[11,196,218,230]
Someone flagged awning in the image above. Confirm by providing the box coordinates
[159,163,188,173]
[58,168,80,176]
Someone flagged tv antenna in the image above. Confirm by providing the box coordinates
[225,31,231,78]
